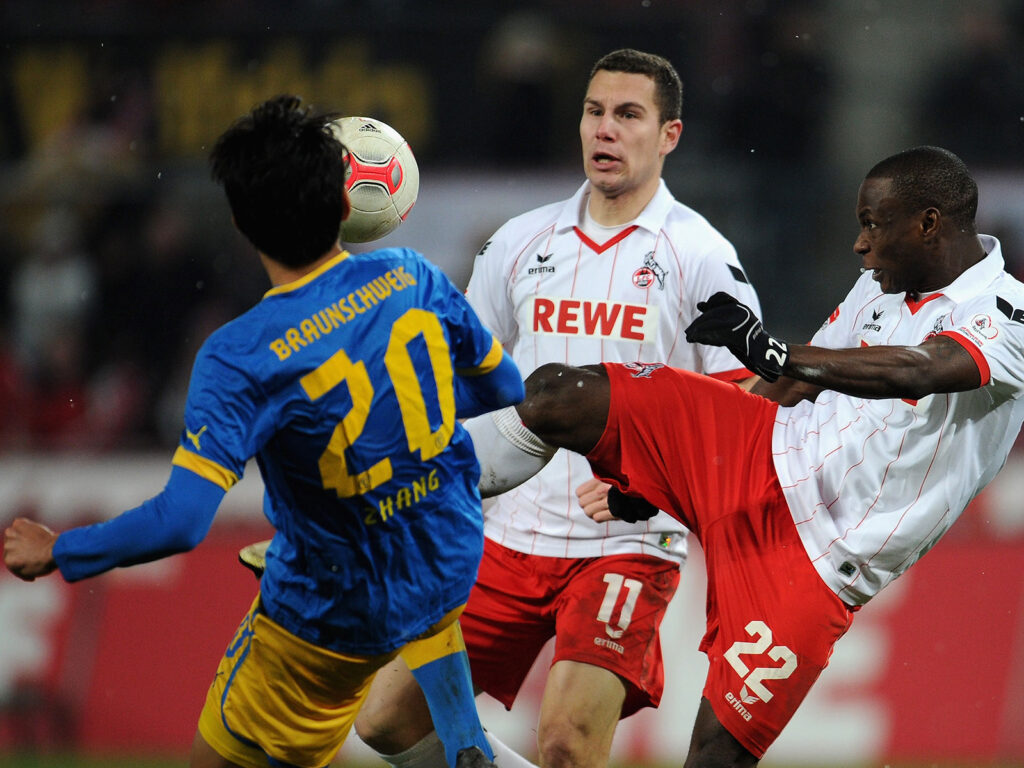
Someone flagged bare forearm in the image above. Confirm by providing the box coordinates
[751,375,824,406]
[783,336,980,399]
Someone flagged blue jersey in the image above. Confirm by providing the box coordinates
[172,248,512,654]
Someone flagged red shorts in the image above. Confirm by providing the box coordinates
[588,363,855,757]
[460,538,680,717]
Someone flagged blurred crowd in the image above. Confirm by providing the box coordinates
[1,0,1023,452]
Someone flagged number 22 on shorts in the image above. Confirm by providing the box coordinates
[722,620,797,702]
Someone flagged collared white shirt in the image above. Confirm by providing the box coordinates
[774,236,1024,604]
[467,179,761,560]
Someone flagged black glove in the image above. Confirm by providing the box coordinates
[685,292,789,382]
[607,486,659,524]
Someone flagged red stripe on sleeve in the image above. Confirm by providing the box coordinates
[939,330,990,386]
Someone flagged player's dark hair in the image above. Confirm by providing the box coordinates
[590,48,683,124]
[210,94,348,268]
[866,146,978,233]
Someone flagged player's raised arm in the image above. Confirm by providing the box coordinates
[685,291,984,400]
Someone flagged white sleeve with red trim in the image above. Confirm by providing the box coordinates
[945,284,1024,396]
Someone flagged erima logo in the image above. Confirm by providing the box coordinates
[997,296,1024,323]
[862,306,884,332]
[593,636,625,654]
[529,253,556,275]
[725,691,754,722]
[739,685,760,705]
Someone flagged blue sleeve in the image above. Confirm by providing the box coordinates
[454,350,524,418]
[52,465,225,582]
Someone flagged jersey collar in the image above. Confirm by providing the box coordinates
[931,234,1004,305]
[264,250,352,297]
[555,178,676,237]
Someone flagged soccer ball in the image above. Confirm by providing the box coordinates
[331,116,419,243]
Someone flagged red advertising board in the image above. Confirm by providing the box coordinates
[1,456,1023,764]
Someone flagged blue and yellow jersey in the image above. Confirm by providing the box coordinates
[172,248,512,655]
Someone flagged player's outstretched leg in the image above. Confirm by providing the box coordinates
[683,698,759,768]
[400,615,494,768]
[516,363,610,456]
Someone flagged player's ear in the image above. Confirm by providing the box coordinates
[661,119,683,156]
[920,206,940,239]
[341,190,351,222]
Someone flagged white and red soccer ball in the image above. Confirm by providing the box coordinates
[331,116,419,243]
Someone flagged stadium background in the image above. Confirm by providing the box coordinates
[1,0,1023,765]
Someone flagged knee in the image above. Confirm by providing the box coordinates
[354,695,430,756]
[353,705,392,753]
[519,363,602,437]
[536,717,608,768]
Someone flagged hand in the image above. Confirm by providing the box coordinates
[685,292,789,382]
[576,478,659,524]
[3,518,59,581]
[576,477,614,523]
[606,486,659,524]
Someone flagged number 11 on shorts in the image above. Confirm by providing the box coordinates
[597,573,642,639]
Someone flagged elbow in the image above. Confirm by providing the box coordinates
[180,525,208,552]
[158,523,206,555]
[156,503,214,554]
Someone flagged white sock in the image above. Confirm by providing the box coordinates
[465,407,556,497]
[375,728,538,768]
[378,730,447,768]
[484,728,538,768]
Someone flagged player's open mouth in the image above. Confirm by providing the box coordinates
[593,152,621,167]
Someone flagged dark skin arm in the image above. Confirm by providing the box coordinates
[749,335,979,405]
[778,334,980,400]
[519,335,981,456]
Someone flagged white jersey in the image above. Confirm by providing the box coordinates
[773,236,1024,605]
[467,179,762,561]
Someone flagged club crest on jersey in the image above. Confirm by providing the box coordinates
[624,362,663,378]
[924,316,945,340]
[529,253,556,275]
[962,313,998,343]
[632,252,667,290]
